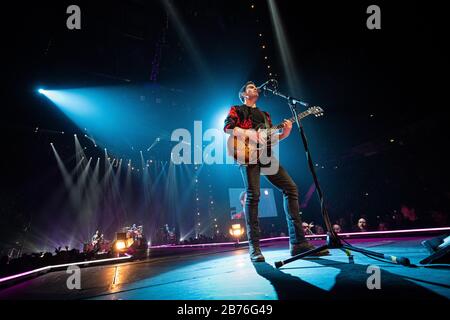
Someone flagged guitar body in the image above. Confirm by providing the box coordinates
[225,106,324,165]
[227,134,268,165]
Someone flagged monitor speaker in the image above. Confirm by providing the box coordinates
[420,234,450,264]
[116,232,127,240]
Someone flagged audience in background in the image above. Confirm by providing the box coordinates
[332,224,342,233]
[336,217,349,232]
[314,225,325,235]
[391,210,405,229]
[0,246,92,278]
[430,210,448,227]
[355,218,369,232]
[302,222,315,235]
[400,204,422,229]
[377,221,389,231]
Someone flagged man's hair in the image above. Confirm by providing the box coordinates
[238,81,256,103]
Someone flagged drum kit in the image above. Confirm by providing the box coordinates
[125,224,144,241]
[83,224,144,253]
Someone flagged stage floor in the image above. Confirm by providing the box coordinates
[0,236,449,300]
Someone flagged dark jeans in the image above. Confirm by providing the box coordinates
[240,163,306,247]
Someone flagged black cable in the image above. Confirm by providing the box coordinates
[341,238,450,267]
[340,238,410,265]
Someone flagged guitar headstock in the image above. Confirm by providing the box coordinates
[307,106,324,117]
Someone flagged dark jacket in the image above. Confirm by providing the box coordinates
[223,104,273,132]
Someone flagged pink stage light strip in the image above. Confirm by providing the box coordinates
[149,241,234,249]
[149,227,450,249]
[258,226,450,242]
[0,255,132,284]
[310,226,450,238]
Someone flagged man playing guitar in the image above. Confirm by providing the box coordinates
[224,81,329,262]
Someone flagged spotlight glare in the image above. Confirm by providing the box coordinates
[115,240,126,251]
[38,88,45,94]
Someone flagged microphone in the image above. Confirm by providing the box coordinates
[257,79,277,92]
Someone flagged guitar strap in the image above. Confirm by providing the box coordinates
[256,108,269,129]
[255,108,272,160]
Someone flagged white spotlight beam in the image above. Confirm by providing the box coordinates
[50,143,73,190]
[267,0,302,94]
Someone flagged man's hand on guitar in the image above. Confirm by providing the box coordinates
[282,119,292,132]
[234,127,266,145]
[279,119,292,140]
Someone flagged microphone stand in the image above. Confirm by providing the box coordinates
[261,82,411,268]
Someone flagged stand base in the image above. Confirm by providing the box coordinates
[274,235,411,268]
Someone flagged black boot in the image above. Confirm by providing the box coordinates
[246,220,265,261]
[248,239,265,262]
[245,200,265,262]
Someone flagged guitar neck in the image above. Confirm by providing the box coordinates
[271,110,311,130]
